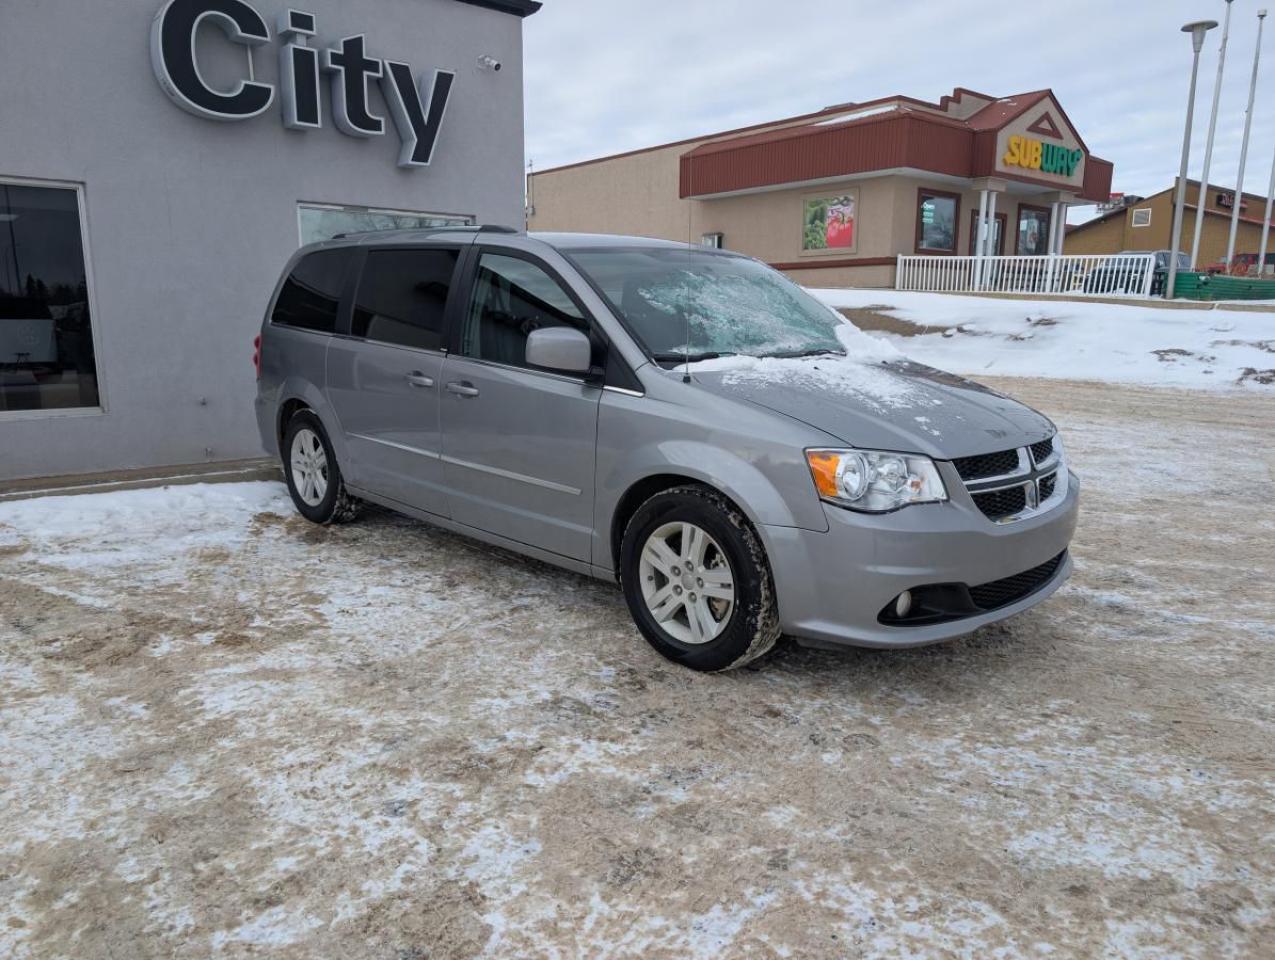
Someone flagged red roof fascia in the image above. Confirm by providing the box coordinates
[679,111,975,198]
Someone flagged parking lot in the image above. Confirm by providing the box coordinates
[1,378,1272,958]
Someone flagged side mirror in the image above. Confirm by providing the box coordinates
[525,327,593,375]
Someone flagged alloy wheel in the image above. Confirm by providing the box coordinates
[289,428,329,507]
[638,521,736,645]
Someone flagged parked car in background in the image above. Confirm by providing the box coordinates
[1083,250,1187,296]
[256,229,1078,671]
[1209,252,1275,276]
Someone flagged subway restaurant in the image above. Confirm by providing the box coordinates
[528,87,1114,289]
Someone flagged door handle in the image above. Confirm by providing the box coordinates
[405,372,435,389]
[446,381,480,398]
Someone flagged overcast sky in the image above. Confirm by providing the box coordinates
[524,0,1275,222]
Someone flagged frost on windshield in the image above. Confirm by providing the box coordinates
[633,268,843,357]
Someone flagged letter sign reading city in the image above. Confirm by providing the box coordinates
[150,0,455,168]
[1002,135,1083,179]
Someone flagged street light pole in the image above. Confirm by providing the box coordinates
[1226,9,1267,267]
[1167,19,1219,300]
[1259,144,1275,275]
[1190,0,1234,270]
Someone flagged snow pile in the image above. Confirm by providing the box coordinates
[0,482,287,573]
[809,289,1275,389]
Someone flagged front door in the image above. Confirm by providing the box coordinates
[440,250,602,561]
[969,210,1006,256]
[324,246,461,516]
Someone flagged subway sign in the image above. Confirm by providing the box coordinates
[150,0,454,168]
[1002,135,1083,178]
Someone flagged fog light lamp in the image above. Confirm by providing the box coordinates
[894,590,913,619]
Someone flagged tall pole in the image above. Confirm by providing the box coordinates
[1226,9,1267,266]
[1191,0,1234,269]
[1168,20,1219,300]
[1259,145,1275,275]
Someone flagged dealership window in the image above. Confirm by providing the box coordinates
[298,203,472,246]
[1017,205,1052,256]
[1131,207,1152,228]
[352,248,459,351]
[915,189,959,253]
[0,181,99,413]
[803,192,857,253]
[701,232,724,249]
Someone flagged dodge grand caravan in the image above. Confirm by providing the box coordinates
[255,228,1078,671]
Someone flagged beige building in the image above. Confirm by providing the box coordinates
[1065,179,1275,269]
[528,87,1114,287]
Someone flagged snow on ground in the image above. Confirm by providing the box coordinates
[1,383,1274,958]
[809,288,1275,389]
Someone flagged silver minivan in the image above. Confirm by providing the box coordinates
[255,228,1078,671]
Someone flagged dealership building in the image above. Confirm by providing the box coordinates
[528,87,1114,289]
[0,0,538,482]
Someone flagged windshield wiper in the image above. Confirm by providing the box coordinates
[651,351,734,364]
[761,348,845,359]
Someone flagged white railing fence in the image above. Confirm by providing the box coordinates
[895,254,1158,298]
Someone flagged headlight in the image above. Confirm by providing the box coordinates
[805,448,948,513]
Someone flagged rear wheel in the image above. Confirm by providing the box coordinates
[282,410,359,525]
[620,486,780,672]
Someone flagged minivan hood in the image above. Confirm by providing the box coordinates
[688,357,1053,459]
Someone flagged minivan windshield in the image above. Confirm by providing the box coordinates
[566,247,846,364]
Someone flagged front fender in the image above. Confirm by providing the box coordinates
[593,408,832,573]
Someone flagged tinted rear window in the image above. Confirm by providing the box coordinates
[352,248,459,351]
[272,250,349,334]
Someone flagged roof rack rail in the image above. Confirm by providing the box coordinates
[327,224,520,240]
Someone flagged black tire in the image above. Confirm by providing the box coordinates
[620,485,781,672]
[282,410,360,525]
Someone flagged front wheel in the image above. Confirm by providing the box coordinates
[282,410,360,525]
[620,486,781,672]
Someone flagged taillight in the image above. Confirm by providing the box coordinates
[252,334,262,380]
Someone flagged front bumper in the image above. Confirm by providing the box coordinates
[764,472,1079,649]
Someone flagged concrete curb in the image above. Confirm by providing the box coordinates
[0,459,282,502]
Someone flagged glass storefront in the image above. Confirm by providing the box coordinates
[916,190,958,253]
[298,203,472,245]
[0,182,99,413]
[1017,206,1052,256]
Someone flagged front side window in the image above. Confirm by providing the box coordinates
[0,182,99,413]
[916,190,958,253]
[568,247,845,364]
[272,250,349,334]
[352,248,458,351]
[1017,206,1052,256]
[298,203,471,245]
[460,253,589,369]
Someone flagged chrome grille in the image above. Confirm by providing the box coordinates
[1030,438,1055,465]
[956,435,1063,523]
[971,485,1028,521]
[952,449,1021,482]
